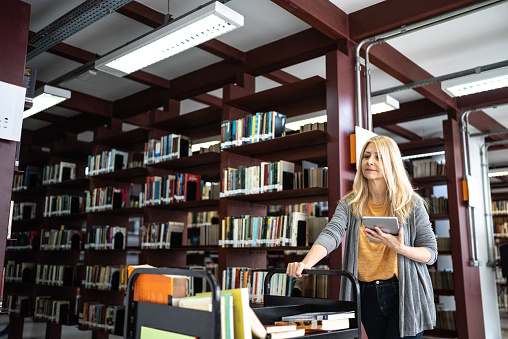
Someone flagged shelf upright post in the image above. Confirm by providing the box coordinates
[325,43,357,300]
[443,117,486,339]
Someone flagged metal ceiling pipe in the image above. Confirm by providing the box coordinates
[461,103,508,266]
[354,0,507,130]
[355,38,374,129]
[480,139,508,267]
[371,59,508,97]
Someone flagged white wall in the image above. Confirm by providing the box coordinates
[469,135,501,339]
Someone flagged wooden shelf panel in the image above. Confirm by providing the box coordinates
[412,176,447,188]
[94,127,149,149]
[224,76,326,118]
[148,152,221,181]
[88,207,143,217]
[222,187,328,205]
[144,199,220,213]
[399,138,445,157]
[434,289,455,296]
[223,130,327,164]
[150,107,222,139]
[88,167,148,182]
[44,177,90,189]
[429,213,449,220]
[424,328,458,338]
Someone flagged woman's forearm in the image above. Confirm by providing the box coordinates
[287,244,328,277]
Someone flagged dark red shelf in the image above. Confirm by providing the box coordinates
[148,152,221,181]
[144,199,220,213]
[149,106,222,139]
[222,187,328,205]
[224,76,326,118]
[223,130,327,164]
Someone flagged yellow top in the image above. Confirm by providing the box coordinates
[357,200,398,282]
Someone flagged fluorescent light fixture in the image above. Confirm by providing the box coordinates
[285,115,327,131]
[191,140,220,153]
[442,67,508,97]
[23,85,71,119]
[489,170,508,178]
[371,94,400,114]
[95,2,244,77]
[401,151,445,161]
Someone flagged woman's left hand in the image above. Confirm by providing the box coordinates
[364,226,404,252]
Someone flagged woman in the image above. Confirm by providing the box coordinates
[287,135,437,339]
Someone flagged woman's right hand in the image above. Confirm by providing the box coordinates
[286,262,306,278]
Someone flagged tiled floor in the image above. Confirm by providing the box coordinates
[0,311,506,338]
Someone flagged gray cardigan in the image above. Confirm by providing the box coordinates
[314,194,437,337]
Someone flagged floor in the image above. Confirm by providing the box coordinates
[0,311,506,338]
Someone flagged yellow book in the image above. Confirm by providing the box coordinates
[199,287,251,339]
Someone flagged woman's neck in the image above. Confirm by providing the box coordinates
[368,179,387,204]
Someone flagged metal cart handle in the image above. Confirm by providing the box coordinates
[125,267,221,339]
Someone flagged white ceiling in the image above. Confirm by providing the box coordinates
[20,0,508,175]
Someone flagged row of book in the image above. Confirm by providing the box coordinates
[429,270,454,290]
[142,173,203,206]
[5,261,34,283]
[144,134,192,165]
[86,148,129,176]
[188,223,220,246]
[220,212,320,248]
[34,297,72,324]
[3,295,31,316]
[84,265,128,291]
[436,309,456,331]
[40,227,81,250]
[221,266,331,305]
[12,202,36,220]
[188,210,220,227]
[43,194,82,217]
[408,158,446,178]
[84,186,127,212]
[299,121,327,133]
[495,222,508,235]
[293,167,328,190]
[220,111,286,149]
[422,195,449,214]
[80,302,125,335]
[493,200,508,214]
[85,225,126,250]
[6,231,40,250]
[13,165,44,191]
[436,237,451,252]
[140,222,184,249]
[43,161,77,185]
[36,264,79,287]
[221,160,295,197]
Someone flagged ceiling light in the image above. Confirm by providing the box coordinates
[371,94,400,114]
[442,67,508,97]
[285,115,327,131]
[95,2,244,77]
[489,170,508,178]
[23,85,71,119]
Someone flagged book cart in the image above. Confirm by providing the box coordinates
[125,267,361,339]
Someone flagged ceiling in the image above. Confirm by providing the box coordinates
[19,0,508,190]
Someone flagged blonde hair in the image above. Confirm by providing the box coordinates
[343,135,416,223]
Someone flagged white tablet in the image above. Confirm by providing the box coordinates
[362,216,400,235]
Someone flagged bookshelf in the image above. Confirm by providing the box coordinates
[6,34,482,339]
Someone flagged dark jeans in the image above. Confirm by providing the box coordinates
[360,277,423,339]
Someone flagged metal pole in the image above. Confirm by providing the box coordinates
[355,38,373,129]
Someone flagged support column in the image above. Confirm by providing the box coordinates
[443,118,485,339]
[325,44,357,299]
[0,0,31,281]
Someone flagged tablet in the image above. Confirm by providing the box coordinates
[362,216,400,235]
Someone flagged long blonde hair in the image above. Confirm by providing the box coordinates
[344,135,416,223]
